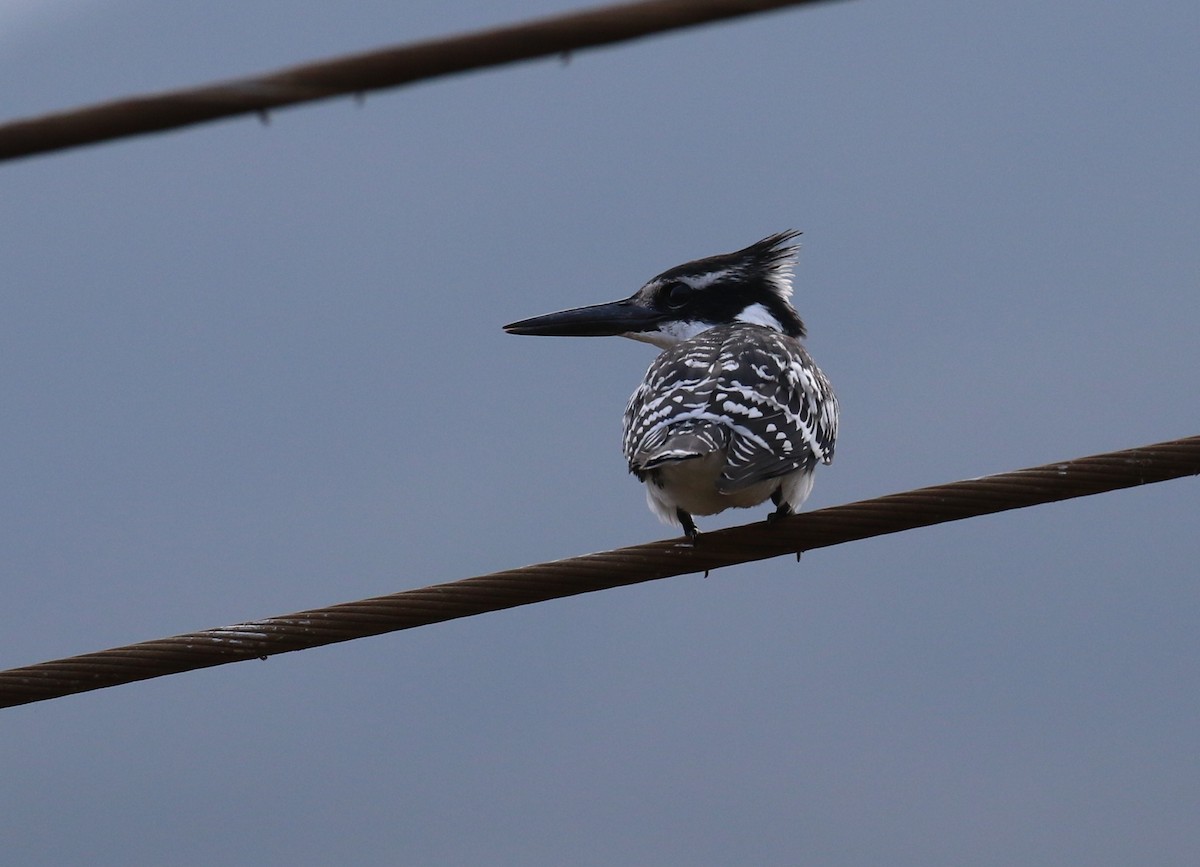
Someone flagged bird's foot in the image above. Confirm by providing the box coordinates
[767,496,801,561]
[766,503,793,525]
[676,508,699,545]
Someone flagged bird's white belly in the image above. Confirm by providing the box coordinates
[645,453,780,519]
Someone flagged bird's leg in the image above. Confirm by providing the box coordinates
[767,490,802,562]
[676,508,699,542]
[767,489,793,524]
[674,509,707,575]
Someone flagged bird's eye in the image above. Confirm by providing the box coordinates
[664,281,694,308]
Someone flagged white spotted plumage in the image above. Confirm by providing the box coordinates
[623,322,837,530]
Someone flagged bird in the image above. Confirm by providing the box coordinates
[504,230,838,539]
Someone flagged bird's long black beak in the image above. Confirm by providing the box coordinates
[503,299,660,337]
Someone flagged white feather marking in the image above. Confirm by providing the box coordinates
[734,303,784,331]
[687,269,732,290]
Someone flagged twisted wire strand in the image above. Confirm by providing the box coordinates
[0,0,847,163]
[2,434,1197,709]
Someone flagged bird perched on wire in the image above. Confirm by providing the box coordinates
[504,231,838,539]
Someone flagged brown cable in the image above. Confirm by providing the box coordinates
[2,434,1196,709]
[0,0,848,163]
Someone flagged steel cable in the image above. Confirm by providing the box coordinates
[0,0,848,163]
[2,434,1197,709]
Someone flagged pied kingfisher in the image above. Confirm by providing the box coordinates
[504,231,838,539]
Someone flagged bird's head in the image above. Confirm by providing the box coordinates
[504,231,806,349]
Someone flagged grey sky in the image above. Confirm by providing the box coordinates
[2,1,1198,864]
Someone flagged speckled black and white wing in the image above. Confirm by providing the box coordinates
[622,323,838,512]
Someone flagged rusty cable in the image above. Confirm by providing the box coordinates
[0,0,849,163]
[1,434,1197,709]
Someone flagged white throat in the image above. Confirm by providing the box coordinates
[623,320,710,349]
